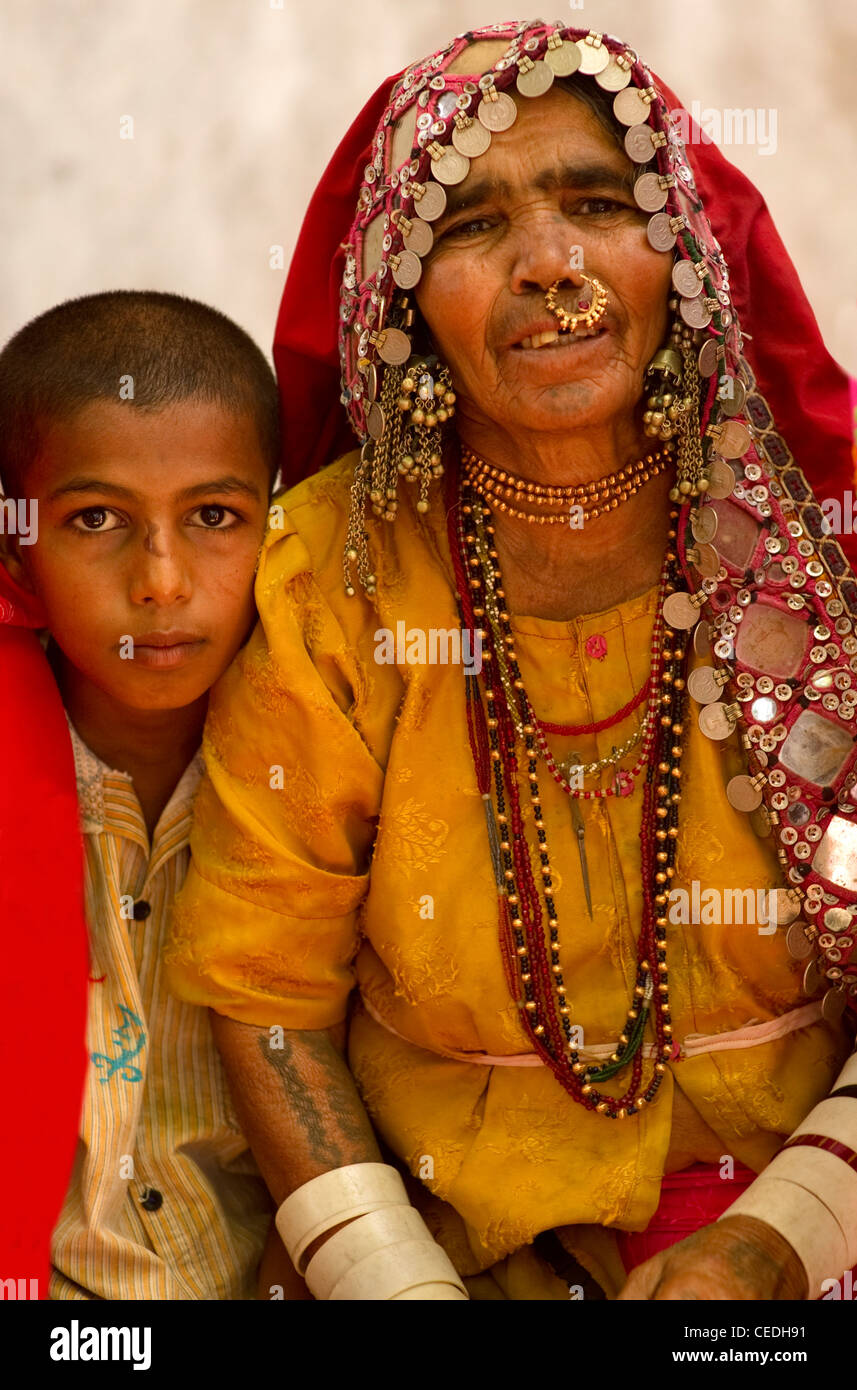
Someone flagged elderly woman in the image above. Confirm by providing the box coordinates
[166,21,857,1301]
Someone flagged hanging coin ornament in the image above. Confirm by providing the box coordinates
[770,889,801,925]
[698,338,720,377]
[710,420,752,459]
[822,987,847,1022]
[477,88,517,131]
[693,621,713,657]
[402,218,434,256]
[429,144,470,186]
[691,507,718,544]
[703,457,736,497]
[596,53,633,91]
[690,542,720,578]
[698,702,737,740]
[545,33,581,75]
[366,402,386,439]
[803,957,823,994]
[576,32,610,74]
[613,86,650,126]
[726,774,764,812]
[412,181,447,222]
[634,172,668,211]
[786,921,813,959]
[625,124,656,163]
[376,328,412,365]
[672,259,704,298]
[680,295,712,329]
[688,666,725,704]
[646,213,677,252]
[663,591,701,629]
[361,361,378,401]
[718,378,747,417]
[391,250,423,289]
[516,57,554,97]
[452,116,491,157]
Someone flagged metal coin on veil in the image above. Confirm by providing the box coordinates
[414,182,447,221]
[614,87,650,126]
[688,666,723,705]
[634,172,667,212]
[672,260,703,298]
[625,123,656,163]
[802,957,823,994]
[477,92,517,132]
[693,621,713,657]
[366,402,386,439]
[431,147,470,186]
[577,37,610,74]
[646,213,677,252]
[391,250,423,289]
[698,338,720,377]
[822,987,847,1022]
[403,218,434,256]
[726,774,763,812]
[713,420,752,459]
[770,890,801,926]
[516,59,554,98]
[680,295,712,329]
[786,921,813,959]
[718,378,747,417]
[362,361,378,401]
[595,56,632,91]
[691,542,720,578]
[698,702,736,740]
[452,118,491,157]
[691,506,718,544]
[749,805,772,838]
[545,39,581,76]
[662,591,700,630]
[376,327,411,365]
[705,458,736,499]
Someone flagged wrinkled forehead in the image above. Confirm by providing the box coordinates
[340,22,735,439]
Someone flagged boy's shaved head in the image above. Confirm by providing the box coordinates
[0,290,280,498]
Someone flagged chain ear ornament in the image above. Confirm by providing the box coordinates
[643,309,706,501]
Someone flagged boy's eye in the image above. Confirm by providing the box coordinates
[70,507,123,532]
[190,505,239,529]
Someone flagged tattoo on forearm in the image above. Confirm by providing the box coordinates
[257,1031,377,1169]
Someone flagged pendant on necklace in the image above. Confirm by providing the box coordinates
[567,753,593,919]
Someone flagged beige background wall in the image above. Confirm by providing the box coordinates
[2,0,856,372]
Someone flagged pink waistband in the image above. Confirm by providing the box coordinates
[616,1161,757,1272]
[359,994,825,1066]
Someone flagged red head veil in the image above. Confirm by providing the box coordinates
[273,22,854,561]
[0,566,88,1294]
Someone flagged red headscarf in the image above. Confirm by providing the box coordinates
[273,32,854,560]
[0,565,87,1296]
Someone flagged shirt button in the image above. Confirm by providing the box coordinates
[132,899,152,920]
[140,1188,163,1212]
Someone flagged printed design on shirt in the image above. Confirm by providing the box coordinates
[91,1004,146,1083]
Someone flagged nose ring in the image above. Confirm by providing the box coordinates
[545,273,608,333]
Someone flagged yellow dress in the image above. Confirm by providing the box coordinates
[165,451,852,1296]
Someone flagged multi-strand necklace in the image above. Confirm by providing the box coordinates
[461,441,675,525]
[449,469,689,1119]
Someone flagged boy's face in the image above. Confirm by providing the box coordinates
[6,399,271,713]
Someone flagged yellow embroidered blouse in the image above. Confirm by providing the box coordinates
[165,451,852,1277]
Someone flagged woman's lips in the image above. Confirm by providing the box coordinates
[515,326,607,351]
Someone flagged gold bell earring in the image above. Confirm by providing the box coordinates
[644,311,706,500]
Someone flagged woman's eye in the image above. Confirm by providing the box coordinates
[190,505,240,529]
[577,197,626,215]
[69,507,123,533]
[441,216,494,239]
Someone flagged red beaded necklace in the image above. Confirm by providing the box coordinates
[449,471,688,1119]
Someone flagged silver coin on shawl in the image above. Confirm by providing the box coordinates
[786,921,813,960]
[576,36,609,74]
[690,507,718,544]
[625,124,656,163]
[376,328,412,365]
[698,702,736,740]
[634,173,667,212]
[646,213,677,252]
[366,402,386,439]
[391,250,423,290]
[452,118,491,158]
[687,666,723,704]
[711,421,752,459]
[705,458,737,498]
[545,39,581,76]
[725,774,764,813]
[718,378,748,417]
[596,55,632,92]
[477,91,517,132]
[403,219,434,256]
[613,87,650,126]
[516,60,554,98]
[414,182,447,222]
[672,260,704,298]
[662,591,700,630]
[698,338,720,377]
[680,295,712,329]
[691,542,720,578]
[431,147,470,187]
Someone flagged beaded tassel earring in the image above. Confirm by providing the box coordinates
[643,311,705,501]
[343,356,457,596]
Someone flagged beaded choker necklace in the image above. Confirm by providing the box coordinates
[461,442,675,525]
[449,472,688,1120]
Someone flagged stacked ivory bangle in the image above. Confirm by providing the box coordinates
[719,1051,857,1297]
[275,1163,468,1301]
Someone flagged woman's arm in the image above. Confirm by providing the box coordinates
[209,1012,382,1206]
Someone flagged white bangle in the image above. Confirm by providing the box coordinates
[720,1145,857,1296]
[305,1205,431,1300]
[275,1164,409,1275]
[328,1238,468,1301]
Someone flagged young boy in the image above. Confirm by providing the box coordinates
[0,291,281,1299]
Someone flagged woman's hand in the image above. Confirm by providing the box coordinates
[615,1215,808,1301]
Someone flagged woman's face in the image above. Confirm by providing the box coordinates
[415,86,673,440]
